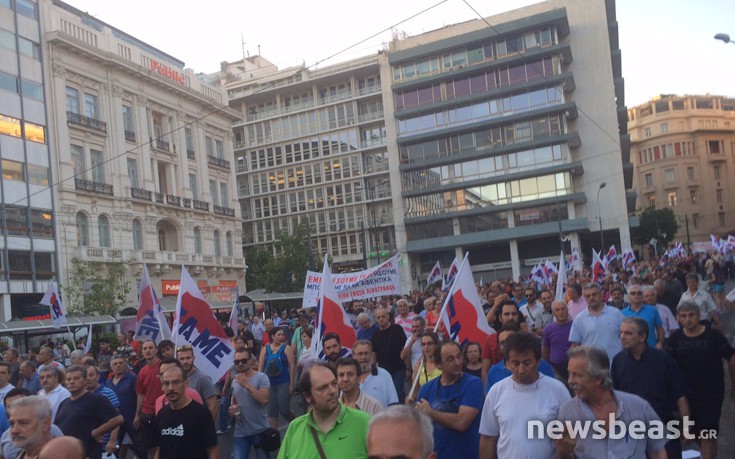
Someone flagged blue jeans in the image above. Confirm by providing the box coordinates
[219,393,231,431]
[390,368,405,403]
[233,433,271,459]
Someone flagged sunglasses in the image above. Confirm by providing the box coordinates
[234,359,249,365]
[176,344,193,352]
[628,291,642,295]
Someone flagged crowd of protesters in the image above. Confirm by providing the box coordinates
[0,250,732,458]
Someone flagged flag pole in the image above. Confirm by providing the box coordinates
[407,253,470,402]
[57,283,76,349]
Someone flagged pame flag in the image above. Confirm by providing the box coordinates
[135,264,171,343]
[228,287,240,332]
[570,248,582,275]
[439,254,494,347]
[40,282,67,328]
[622,247,637,271]
[312,256,356,359]
[171,266,233,382]
[606,245,618,263]
[443,257,459,291]
[592,249,607,284]
[426,261,443,287]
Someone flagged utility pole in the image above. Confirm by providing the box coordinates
[685,214,691,255]
[306,216,314,271]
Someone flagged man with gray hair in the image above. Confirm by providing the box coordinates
[556,346,667,459]
[38,366,70,421]
[3,348,20,386]
[69,350,84,366]
[642,285,679,338]
[7,395,54,458]
[356,313,378,341]
[568,283,624,361]
[367,405,436,459]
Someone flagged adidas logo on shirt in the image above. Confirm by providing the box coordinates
[161,424,184,437]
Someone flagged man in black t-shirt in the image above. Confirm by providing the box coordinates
[371,307,407,401]
[54,365,123,459]
[153,365,218,459]
[666,301,735,459]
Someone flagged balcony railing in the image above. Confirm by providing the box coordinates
[151,138,170,152]
[131,188,152,200]
[187,149,195,160]
[154,192,164,203]
[213,205,235,217]
[67,111,107,134]
[193,200,209,211]
[124,130,136,142]
[75,246,123,260]
[75,178,113,195]
[207,155,230,170]
[166,194,181,206]
[182,198,191,208]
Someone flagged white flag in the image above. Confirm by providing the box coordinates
[40,282,67,329]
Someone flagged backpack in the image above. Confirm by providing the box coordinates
[265,344,285,378]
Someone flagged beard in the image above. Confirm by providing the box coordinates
[12,428,44,450]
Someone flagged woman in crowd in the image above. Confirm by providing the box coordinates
[462,341,483,378]
[406,331,441,403]
[258,327,295,429]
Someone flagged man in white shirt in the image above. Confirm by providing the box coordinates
[519,288,550,336]
[352,340,398,408]
[677,273,719,324]
[38,366,70,421]
[401,317,425,371]
[642,285,679,338]
[479,332,571,458]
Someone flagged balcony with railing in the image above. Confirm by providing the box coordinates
[193,200,209,211]
[182,198,191,208]
[75,246,123,261]
[67,111,107,134]
[131,188,152,200]
[214,205,235,217]
[154,192,164,203]
[358,111,384,123]
[208,155,230,170]
[360,137,388,150]
[166,194,181,206]
[124,130,136,142]
[187,149,195,160]
[75,178,113,195]
[150,138,170,152]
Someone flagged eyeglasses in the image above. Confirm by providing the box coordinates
[176,345,193,352]
[628,291,642,295]
[161,379,184,388]
[524,294,535,298]
[233,359,249,365]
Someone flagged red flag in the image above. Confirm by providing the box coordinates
[135,264,171,343]
[312,257,356,357]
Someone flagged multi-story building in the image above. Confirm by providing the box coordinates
[0,0,57,321]
[222,0,632,291]
[386,0,633,286]
[219,54,391,271]
[629,94,735,244]
[42,0,245,310]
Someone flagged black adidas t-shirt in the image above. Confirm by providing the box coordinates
[152,399,217,459]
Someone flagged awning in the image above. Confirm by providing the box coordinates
[0,315,118,334]
[244,290,304,302]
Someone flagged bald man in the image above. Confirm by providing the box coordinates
[38,436,85,459]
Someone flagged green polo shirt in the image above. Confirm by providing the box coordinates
[277,404,370,459]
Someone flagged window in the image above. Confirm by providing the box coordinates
[189,173,198,200]
[690,189,697,204]
[127,158,138,188]
[219,182,229,207]
[644,173,653,188]
[90,149,104,183]
[667,192,677,207]
[226,232,233,257]
[17,37,40,60]
[66,87,79,114]
[185,128,194,152]
[660,122,668,133]
[644,127,651,137]
[647,195,656,208]
[693,214,699,228]
[0,29,16,52]
[98,215,111,247]
[205,136,214,156]
[70,145,85,178]
[27,164,48,186]
[664,169,675,183]
[719,212,726,227]
[714,166,721,180]
[209,180,218,206]
[214,230,221,257]
[30,209,53,239]
[717,190,723,203]
[21,80,43,101]
[84,93,99,119]
[708,140,722,154]
[2,159,24,182]
[132,219,143,250]
[194,227,202,254]
[0,72,17,94]
[16,0,38,19]
[215,139,224,159]
[3,206,27,236]
[76,212,88,246]
[122,105,134,133]
[687,167,695,181]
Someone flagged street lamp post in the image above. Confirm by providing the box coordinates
[356,179,389,267]
[597,182,607,252]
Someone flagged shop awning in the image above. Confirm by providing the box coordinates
[0,315,118,334]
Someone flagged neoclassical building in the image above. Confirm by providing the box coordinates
[43,0,245,310]
[629,94,735,244]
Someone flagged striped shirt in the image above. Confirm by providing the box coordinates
[340,390,384,417]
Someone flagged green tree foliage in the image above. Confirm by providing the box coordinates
[245,223,326,293]
[635,207,679,248]
[64,259,130,315]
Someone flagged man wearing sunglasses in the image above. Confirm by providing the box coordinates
[230,347,271,459]
[621,286,664,349]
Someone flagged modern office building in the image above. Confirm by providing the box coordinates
[42,0,245,311]
[629,94,735,244]
[218,54,391,271]
[386,0,633,286]
[0,0,57,321]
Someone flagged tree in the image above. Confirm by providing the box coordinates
[635,207,679,249]
[64,259,130,315]
[245,245,275,292]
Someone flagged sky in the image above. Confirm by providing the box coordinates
[65,0,735,107]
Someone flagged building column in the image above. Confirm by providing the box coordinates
[0,295,11,323]
[510,240,520,281]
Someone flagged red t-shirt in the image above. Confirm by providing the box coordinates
[481,334,503,365]
[136,360,163,415]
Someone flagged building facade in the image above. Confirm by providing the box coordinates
[386,0,632,286]
[0,0,56,321]
[43,0,245,311]
[220,54,391,271]
[629,94,735,244]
